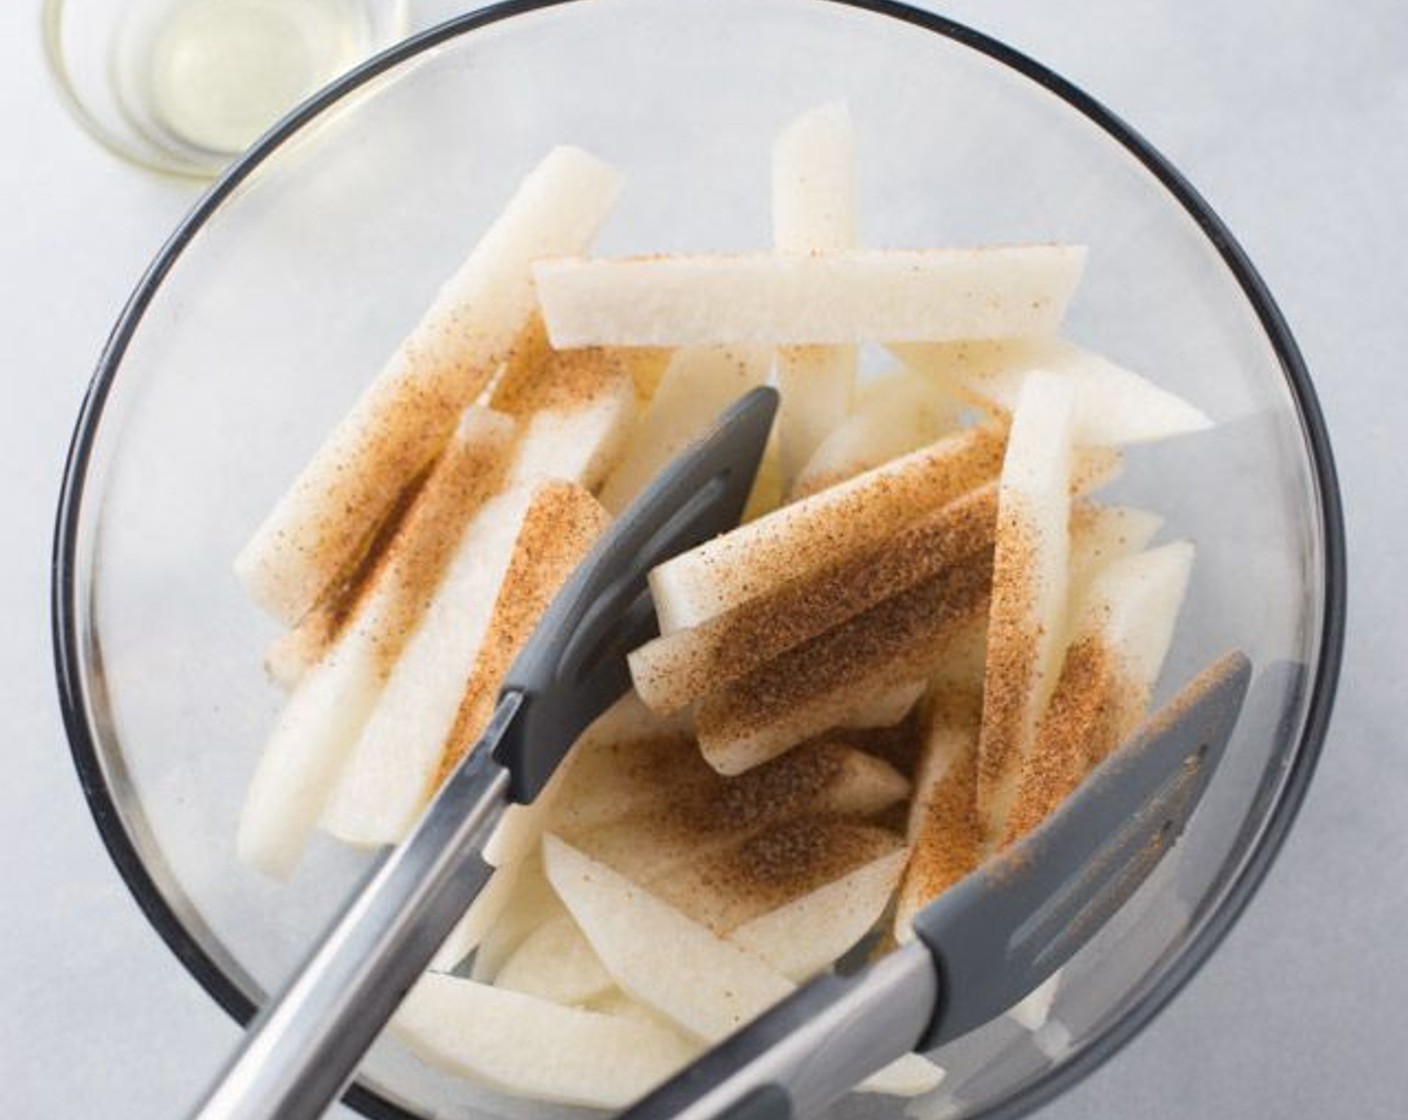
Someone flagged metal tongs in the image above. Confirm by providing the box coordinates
[193,387,781,1120]
[192,384,1250,1120]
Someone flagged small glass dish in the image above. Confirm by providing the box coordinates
[52,1,1344,1118]
[41,0,409,178]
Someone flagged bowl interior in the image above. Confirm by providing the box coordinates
[59,1,1337,1117]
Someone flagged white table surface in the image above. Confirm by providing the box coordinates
[3,2,1402,1117]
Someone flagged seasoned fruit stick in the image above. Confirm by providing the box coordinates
[263,408,515,689]
[630,484,999,714]
[727,849,908,980]
[976,371,1078,838]
[496,838,912,1011]
[646,816,905,935]
[500,844,909,1009]
[489,315,639,493]
[543,837,943,1096]
[999,542,1194,845]
[321,403,630,849]
[322,481,609,845]
[236,147,622,624]
[563,742,909,885]
[894,691,983,940]
[681,453,1132,772]
[236,408,515,877]
[650,426,1006,633]
[696,549,995,775]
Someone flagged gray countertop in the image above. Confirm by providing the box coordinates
[3,2,1402,1117]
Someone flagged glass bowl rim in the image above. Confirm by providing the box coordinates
[50,1,1347,1118]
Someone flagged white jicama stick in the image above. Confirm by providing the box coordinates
[694,544,994,775]
[1000,541,1194,844]
[895,694,983,940]
[773,102,858,483]
[1068,503,1164,596]
[535,246,1087,347]
[495,339,639,492]
[689,468,1120,775]
[650,426,1005,633]
[544,697,700,837]
[741,430,784,523]
[469,854,566,982]
[504,383,637,492]
[629,484,997,715]
[481,683,663,870]
[1080,542,1194,697]
[838,679,928,729]
[392,973,698,1110]
[237,147,623,625]
[792,369,963,499]
[726,850,908,981]
[260,406,517,689]
[323,483,608,846]
[905,691,981,845]
[646,819,904,935]
[928,615,989,693]
[423,482,610,789]
[477,751,575,875]
[238,409,517,876]
[893,337,1212,446]
[237,638,384,879]
[544,837,941,1096]
[772,103,857,251]
[494,914,616,1006]
[598,346,771,513]
[436,690,655,970]
[543,834,793,1041]
[562,747,909,890]
[263,624,323,692]
[586,989,680,1028]
[976,371,1077,839]
[319,486,531,845]
[856,1055,946,1097]
[1008,971,1062,1031]
[429,856,526,972]
[693,626,974,776]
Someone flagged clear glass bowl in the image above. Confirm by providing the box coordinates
[52,1,1345,1118]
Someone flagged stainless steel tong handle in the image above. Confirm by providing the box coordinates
[189,694,521,1120]
[190,387,780,1120]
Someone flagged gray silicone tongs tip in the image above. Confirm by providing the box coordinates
[495,384,779,803]
[619,650,1253,1120]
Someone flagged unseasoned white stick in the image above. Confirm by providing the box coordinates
[535,245,1085,347]
[893,337,1211,446]
[598,346,770,514]
[773,103,858,482]
[237,146,623,624]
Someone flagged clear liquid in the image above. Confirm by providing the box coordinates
[117,0,378,159]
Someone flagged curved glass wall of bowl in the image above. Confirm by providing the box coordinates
[42,0,410,177]
[52,1,1342,1119]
